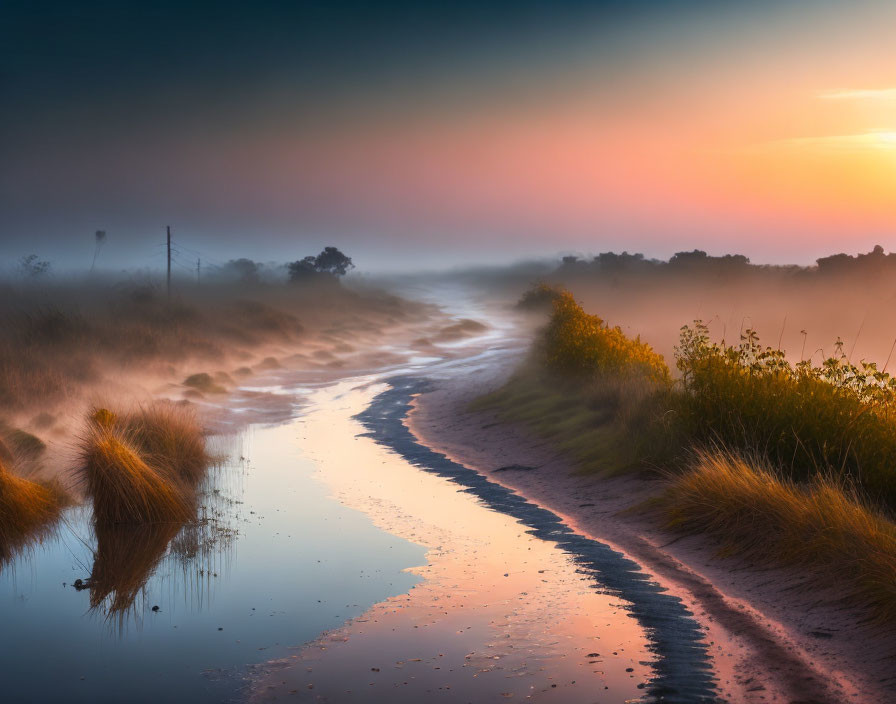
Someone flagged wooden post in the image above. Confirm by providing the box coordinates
[166,225,172,300]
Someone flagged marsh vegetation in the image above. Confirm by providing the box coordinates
[477,284,896,620]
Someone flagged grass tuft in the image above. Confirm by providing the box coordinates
[661,449,896,622]
[0,458,67,562]
[80,429,195,524]
[80,403,209,524]
[183,373,226,394]
[537,288,669,384]
[673,321,896,507]
[119,403,210,484]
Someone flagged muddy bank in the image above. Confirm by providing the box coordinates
[408,362,895,703]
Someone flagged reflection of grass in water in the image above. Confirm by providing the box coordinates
[88,520,184,616]
[86,457,244,627]
[87,503,240,626]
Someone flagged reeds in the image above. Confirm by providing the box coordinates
[79,402,210,525]
[0,458,67,562]
[80,429,195,524]
[120,403,210,484]
[662,449,896,621]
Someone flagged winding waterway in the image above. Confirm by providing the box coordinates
[0,290,716,703]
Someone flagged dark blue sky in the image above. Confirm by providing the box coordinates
[2,1,890,271]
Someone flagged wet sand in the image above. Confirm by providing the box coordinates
[409,357,896,703]
[250,380,667,703]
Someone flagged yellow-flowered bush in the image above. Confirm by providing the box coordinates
[538,289,670,385]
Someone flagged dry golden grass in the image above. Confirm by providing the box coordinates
[662,449,896,621]
[118,403,211,484]
[79,402,210,525]
[0,458,67,562]
[79,427,196,525]
[472,367,676,475]
[0,278,383,412]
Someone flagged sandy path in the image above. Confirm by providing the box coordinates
[408,359,896,703]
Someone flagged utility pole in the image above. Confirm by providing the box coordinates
[166,225,172,301]
[197,258,201,285]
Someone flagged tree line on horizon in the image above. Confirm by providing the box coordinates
[556,244,896,277]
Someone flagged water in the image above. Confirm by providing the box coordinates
[0,418,426,703]
[0,292,715,703]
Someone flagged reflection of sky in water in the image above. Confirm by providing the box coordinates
[0,420,426,703]
[252,382,654,702]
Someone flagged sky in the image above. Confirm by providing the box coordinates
[1,0,895,272]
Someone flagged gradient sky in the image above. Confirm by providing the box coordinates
[2,0,895,271]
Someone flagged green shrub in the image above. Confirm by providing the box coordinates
[673,322,896,508]
[537,289,670,385]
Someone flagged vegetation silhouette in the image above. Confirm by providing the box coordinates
[553,245,894,279]
[287,246,354,282]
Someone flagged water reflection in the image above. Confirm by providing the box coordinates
[84,464,243,628]
[1,407,427,703]
[87,521,183,616]
[252,381,663,702]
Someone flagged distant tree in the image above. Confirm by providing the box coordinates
[286,256,319,282]
[593,251,651,272]
[18,254,50,278]
[222,258,261,284]
[817,245,894,275]
[816,252,853,273]
[313,247,354,276]
[669,250,749,271]
[669,250,709,267]
[287,247,354,283]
